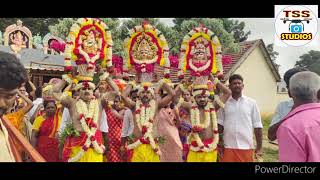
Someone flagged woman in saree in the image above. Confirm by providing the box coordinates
[31,100,62,162]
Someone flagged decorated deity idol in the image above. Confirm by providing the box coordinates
[51,18,119,162]
[176,26,231,162]
[10,31,27,55]
[64,18,112,81]
[124,22,170,82]
[176,74,231,162]
[179,25,223,79]
[120,22,177,162]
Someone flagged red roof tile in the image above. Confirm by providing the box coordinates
[222,40,257,75]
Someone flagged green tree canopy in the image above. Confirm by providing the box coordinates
[295,50,320,75]
[0,18,58,37]
[48,18,246,55]
[48,18,77,39]
[173,18,240,53]
[118,18,180,55]
[266,43,280,70]
[221,18,251,43]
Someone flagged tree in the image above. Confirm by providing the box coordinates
[266,43,280,70]
[118,18,180,55]
[47,18,241,56]
[0,18,58,37]
[172,18,191,29]
[48,18,77,40]
[295,50,320,75]
[0,18,18,32]
[220,18,251,43]
[173,18,240,53]
[100,18,121,56]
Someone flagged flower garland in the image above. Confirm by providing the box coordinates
[187,102,219,152]
[74,81,96,91]
[123,23,169,73]
[67,98,105,162]
[127,100,160,155]
[188,57,212,73]
[179,26,223,77]
[64,18,113,73]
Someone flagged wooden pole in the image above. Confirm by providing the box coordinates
[1,117,46,162]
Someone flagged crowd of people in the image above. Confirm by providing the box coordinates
[0,51,320,162]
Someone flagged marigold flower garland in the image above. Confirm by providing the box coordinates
[127,99,160,155]
[64,18,113,73]
[123,23,169,73]
[179,26,223,77]
[188,102,219,152]
[67,98,105,162]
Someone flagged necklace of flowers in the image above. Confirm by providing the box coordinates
[78,47,100,65]
[67,98,105,162]
[188,57,212,73]
[188,102,219,152]
[133,55,158,65]
[127,99,160,155]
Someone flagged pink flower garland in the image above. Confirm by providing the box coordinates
[49,40,66,53]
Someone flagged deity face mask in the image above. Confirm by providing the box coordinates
[192,37,209,62]
[138,39,152,60]
[13,31,25,45]
[81,29,100,55]
[84,31,96,47]
[133,33,158,62]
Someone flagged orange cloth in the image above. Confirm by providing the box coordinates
[4,109,25,133]
[220,148,254,162]
[4,109,27,156]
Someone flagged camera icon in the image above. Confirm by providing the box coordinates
[290,25,303,33]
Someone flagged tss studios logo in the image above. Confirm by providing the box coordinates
[275,5,318,47]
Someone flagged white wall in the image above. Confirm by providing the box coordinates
[233,47,289,114]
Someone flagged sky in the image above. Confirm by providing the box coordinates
[158,18,320,77]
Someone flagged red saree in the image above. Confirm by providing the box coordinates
[36,109,61,162]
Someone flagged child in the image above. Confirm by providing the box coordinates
[178,118,192,162]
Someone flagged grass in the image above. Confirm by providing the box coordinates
[261,114,278,162]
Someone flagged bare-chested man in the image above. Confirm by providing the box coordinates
[52,71,118,162]
[178,74,231,162]
[120,81,175,162]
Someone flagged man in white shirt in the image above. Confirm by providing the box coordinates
[121,108,134,138]
[27,88,43,123]
[218,74,263,162]
[268,67,308,141]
